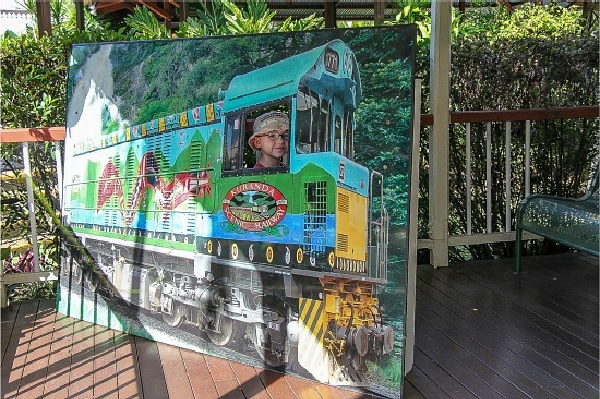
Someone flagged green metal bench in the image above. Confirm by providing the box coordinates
[515,166,599,274]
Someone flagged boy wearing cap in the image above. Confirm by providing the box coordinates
[248,111,289,168]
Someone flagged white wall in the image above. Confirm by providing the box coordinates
[1,0,34,35]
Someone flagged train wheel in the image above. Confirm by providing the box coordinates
[206,312,236,346]
[252,323,287,368]
[162,300,185,327]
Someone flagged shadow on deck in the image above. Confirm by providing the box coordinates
[1,253,598,398]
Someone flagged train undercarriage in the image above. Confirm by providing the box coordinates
[60,235,393,385]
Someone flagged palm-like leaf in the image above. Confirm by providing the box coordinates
[184,0,231,36]
[124,6,170,40]
[276,15,325,32]
[223,0,276,34]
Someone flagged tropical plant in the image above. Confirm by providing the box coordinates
[392,0,432,43]
[222,0,276,34]
[178,0,232,36]
[177,0,323,37]
[123,5,171,40]
[275,14,324,32]
[495,2,586,41]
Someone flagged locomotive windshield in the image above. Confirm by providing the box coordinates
[295,87,355,161]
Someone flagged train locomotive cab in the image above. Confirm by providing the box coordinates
[214,40,392,383]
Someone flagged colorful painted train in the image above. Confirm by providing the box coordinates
[61,39,392,385]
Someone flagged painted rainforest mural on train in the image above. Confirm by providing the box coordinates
[59,26,416,397]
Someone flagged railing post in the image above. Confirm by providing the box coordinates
[22,142,40,272]
[428,0,451,267]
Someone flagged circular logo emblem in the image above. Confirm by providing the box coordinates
[266,246,274,263]
[222,183,287,232]
[249,244,254,261]
[328,252,335,267]
[206,240,213,254]
[285,247,291,265]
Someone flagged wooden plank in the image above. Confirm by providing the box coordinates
[180,351,219,399]
[93,324,118,399]
[464,255,598,345]
[134,336,170,399]
[403,382,427,399]
[113,331,143,399]
[417,259,599,399]
[511,254,599,322]
[311,381,376,399]
[205,355,245,399]
[1,301,20,359]
[417,273,593,398]
[229,361,271,399]
[0,127,65,143]
[283,375,322,399]
[416,294,555,399]
[10,299,55,397]
[1,300,39,399]
[42,309,74,399]
[156,342,194,399]
[424,262,600,386]
[258,369,297,399]
[67,319,96,398]
[417,273,588,397]
[405,346,473,399]
[415,328,506,399]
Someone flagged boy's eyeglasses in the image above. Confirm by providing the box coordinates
[262,132,289,141]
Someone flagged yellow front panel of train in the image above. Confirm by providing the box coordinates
[335,188,367,270]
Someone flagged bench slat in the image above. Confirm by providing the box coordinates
[515,166,599,273]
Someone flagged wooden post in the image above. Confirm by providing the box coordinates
[374,0,385,26]
[74,0,85,30]
[164,1,172,31]
[36,0,52,37]
[324,1,336,28]
[180,0,190,22]
[428,0,451,267]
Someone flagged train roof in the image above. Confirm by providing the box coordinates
[222,39,361,114]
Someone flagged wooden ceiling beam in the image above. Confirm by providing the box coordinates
[139,1,171,20]
[96,0,134,14]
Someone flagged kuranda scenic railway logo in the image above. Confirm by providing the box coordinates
[222,183,287,232]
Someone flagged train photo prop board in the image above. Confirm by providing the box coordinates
[58,25,416,398]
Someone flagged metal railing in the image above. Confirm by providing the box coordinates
[417,105,600,266]
[0,127,64,307]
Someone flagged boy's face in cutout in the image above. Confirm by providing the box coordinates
[253,129,289,166]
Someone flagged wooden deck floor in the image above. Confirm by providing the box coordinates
[1,252,598,398]
[404,252,599,399]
